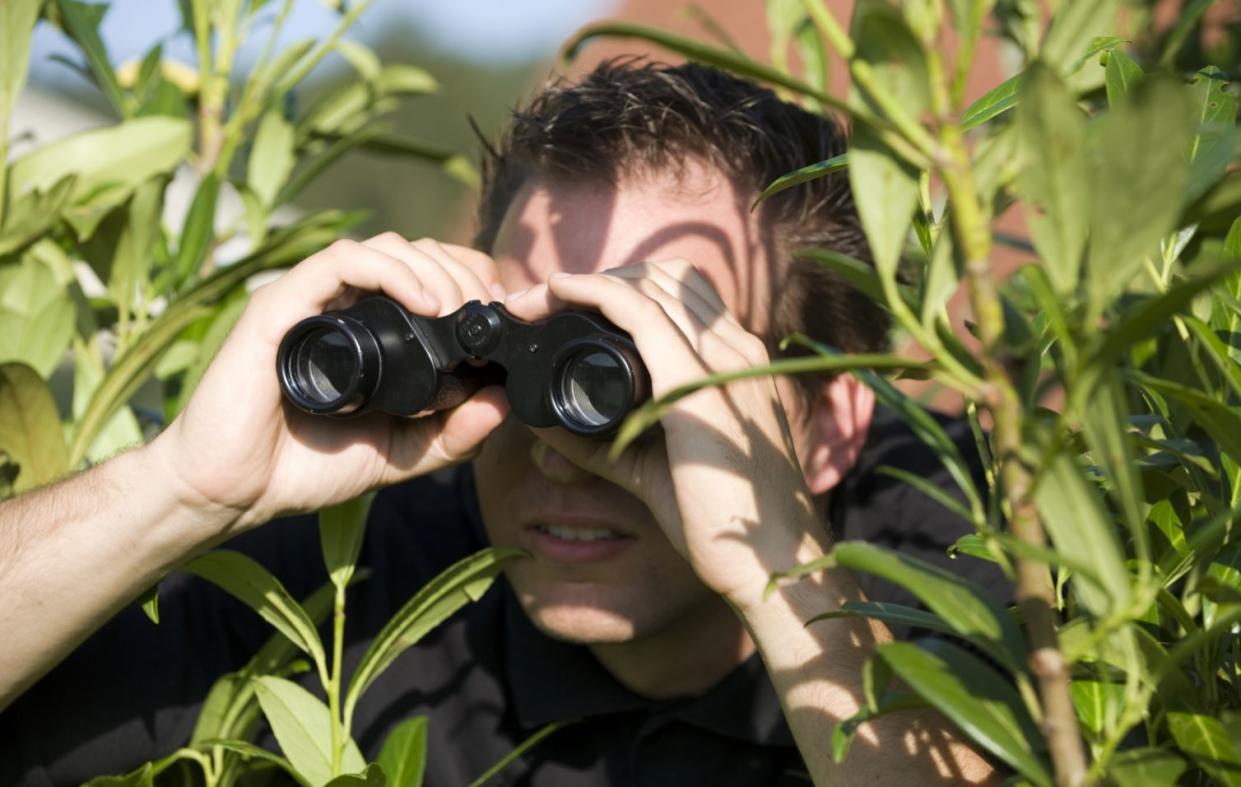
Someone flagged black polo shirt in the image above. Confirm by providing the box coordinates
[0,409,1010,786]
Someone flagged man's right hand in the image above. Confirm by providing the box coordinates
[154,233,511,536]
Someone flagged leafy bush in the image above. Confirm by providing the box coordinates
[1,1,522,784]
[566,1,1241,785]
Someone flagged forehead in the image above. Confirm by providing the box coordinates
[489,162,773,328]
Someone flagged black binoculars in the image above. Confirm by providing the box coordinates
[276,296,650,437]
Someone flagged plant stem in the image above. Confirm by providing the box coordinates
[328,582,346,775]
[934,82,1090,787]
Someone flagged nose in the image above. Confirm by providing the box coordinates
[530,439,595,484]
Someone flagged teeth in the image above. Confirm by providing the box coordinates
[538,524,621,542]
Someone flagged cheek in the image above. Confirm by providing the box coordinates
[473,419,533,539]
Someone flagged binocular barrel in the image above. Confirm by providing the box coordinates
[277,297,649,438]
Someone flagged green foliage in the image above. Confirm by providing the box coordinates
[573,2,1241,784]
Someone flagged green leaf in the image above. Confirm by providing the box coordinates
[173,172,220,285]
[1082,371,1146,557]
[1132,372,1241,462]
[183,550,326,673]
[874,464,976,526]
[82,763,155,787]
[848,121,919,288]
[377,716,428,787]
[1103,49,1143,106]
[794,247,891,307]
[821,542,1026,671]
[174,293,248,416]
[333,39,380,80]
[852,2,930,113]
[9,117,192,207]
[109,176,166,322]
[1187,67,1241,205]
[249,110,296,207]
[962,72,1020,130]
[611,352,928,456]
[1087,75,1196,314]
[1183,316,1241,399]
[1109,747,1187,787]
[56,0,128,116]
[1016,61,1087,295]
[919,226,960,326]
[466,722,561,787]
[0,363,68,493]
[753,153,847,208]
[0,0,40,120]
[0,252,75,377]
[138,584,159,624]
[1040,0,1120,77]
[1167,712,1241,787]
[0,174,78,257]
[253,676,366,787]
[1032,450,1132,615]
[319,493,374,592]
[195,739,308,785]
[1070,679,1123,735]
[806,600,958,638]
[345,547,523,717]
[325,764,386,787]
[191,571,369,746]
[877,640,1050,786]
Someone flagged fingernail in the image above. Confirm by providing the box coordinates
[549,271,570,280]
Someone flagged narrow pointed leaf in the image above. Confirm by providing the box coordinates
[1087,75,1196,313]
[325,764,386,786]
[0,0,40,119]
[753,153,847,207]
[345,547,523,713]
[806,601,956,638]
[1109,748,1187,787]
[962,73,1020,130]
[249,109,296,207]
[1016,62,1087,294]
[183,551,325,671]
[877,640,1050,786]
[466,722,561,787]
[319,493,374,592]
[1103,49,1143,106]
[829,541,1026,670]
[1033,450,1131,615]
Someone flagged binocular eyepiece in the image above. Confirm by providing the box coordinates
[276,296,650,438]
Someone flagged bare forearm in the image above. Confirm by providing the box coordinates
[739,566,997,787]
[0,434,234,708]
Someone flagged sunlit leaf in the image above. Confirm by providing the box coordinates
[344,547,523,717]
[319,493,374,592]
[1109,747,1187,786]
[378,716,428,787]
[249,109,296,208]
[253,676,365,787]
[1103,49,1142,106]
[1087,75,1196,315]
[1168,712,1241,787]
[877,640,1050,786]
[183,551,326,673]
[753,153,847,207]
[962,72,1020,130]
[0,252,76,377]
[0,363,68,492]
[1016,62,1087,295]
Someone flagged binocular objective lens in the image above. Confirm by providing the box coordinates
[560,349,630,429]
[295,328,358,404]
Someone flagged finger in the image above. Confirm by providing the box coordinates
[382,386,511,483]
[248,239,439,342]
[618,267,769,365]
[408,237,499,303]
[424,240,505,301]
[361,233,467,314]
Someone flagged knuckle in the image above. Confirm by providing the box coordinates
[325,238,358,258]
[370,230,408,245]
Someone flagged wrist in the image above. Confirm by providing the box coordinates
[137,432,247,557]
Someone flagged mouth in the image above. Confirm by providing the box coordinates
[524,521,637,563]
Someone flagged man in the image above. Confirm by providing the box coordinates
[0,61,1006,785]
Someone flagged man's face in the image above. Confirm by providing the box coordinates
[473,162,805,644]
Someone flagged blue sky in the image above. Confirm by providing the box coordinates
[31,0,619,85]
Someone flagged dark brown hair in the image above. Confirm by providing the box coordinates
[474,58,889,398]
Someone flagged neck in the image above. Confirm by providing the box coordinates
[589,594,755,699]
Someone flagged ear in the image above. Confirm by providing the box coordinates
[798,374,875,495]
